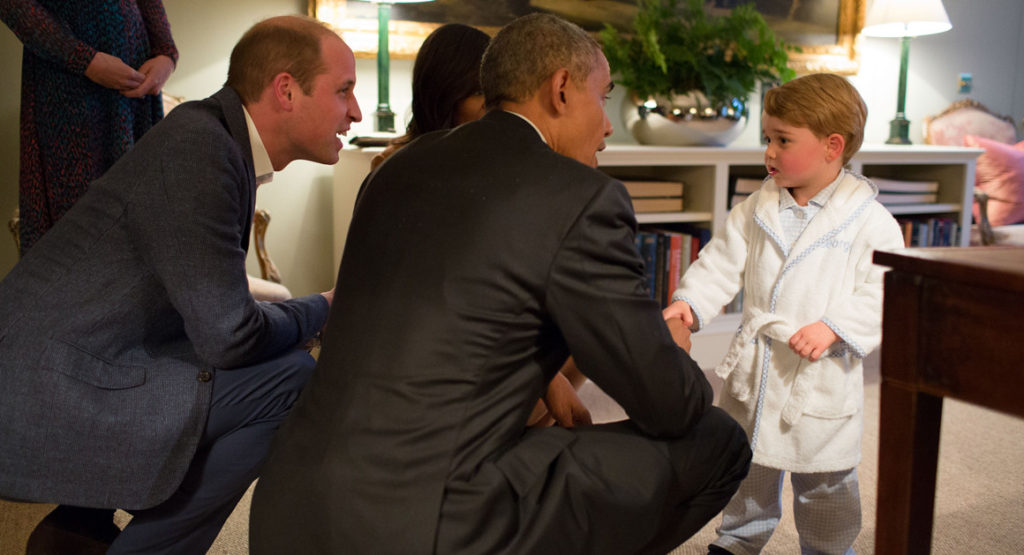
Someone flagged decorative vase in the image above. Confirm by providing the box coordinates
[622,91,748,147]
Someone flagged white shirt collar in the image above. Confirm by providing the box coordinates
[503,110,547,144]
[779,169,844,211]
[243,107,274,185]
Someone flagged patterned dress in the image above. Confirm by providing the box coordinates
[0,0,178,253]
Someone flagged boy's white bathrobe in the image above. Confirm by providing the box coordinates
[672,172,904,472]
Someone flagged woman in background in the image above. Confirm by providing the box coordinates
[0,1,175,550]
[371,22,489,169]
[0,0,177,254]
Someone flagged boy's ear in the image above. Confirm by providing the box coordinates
[826,133,845,162]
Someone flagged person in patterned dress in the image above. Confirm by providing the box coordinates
[1,1,176,550]
[0,0,177,254]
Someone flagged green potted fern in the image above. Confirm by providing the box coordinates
[601,0,797,146]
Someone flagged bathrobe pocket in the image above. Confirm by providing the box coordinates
[801,356,860,419]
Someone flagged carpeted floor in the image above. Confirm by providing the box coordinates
[2,352,1023,554]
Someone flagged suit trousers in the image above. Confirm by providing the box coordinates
[107,348,315,554]
[435,406,752,555]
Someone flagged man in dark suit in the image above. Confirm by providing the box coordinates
[251,13,751,555]
[0,15,361,554]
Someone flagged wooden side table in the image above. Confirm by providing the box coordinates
[873,247,1024,554]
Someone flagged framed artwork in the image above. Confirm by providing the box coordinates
[310,0,865,74]
[746,0,867,75]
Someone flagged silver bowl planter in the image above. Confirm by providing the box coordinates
[623,91,748,146]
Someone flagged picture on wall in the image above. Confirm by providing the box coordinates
[311,0,864,74]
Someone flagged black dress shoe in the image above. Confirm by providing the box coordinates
[26,505,120,554]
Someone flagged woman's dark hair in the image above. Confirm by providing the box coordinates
[406,23,490,137]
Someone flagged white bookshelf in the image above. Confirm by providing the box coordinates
[333,143,983,369]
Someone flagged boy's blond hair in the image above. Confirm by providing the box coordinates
[763,73,867,165]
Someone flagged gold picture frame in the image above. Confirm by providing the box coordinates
[310,0,866,75]
[783,0,866,75]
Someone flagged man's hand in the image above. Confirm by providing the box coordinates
[85,52,145,91]
[528,372,591,428]
[302,288,335,352]
[788,321,839,361]
[122,55,176,98]
[663,300,695,328]
[320,288,335,307]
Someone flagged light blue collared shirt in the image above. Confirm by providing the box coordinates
[778,169,844,247]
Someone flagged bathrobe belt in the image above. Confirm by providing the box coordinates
[714,309,821,427]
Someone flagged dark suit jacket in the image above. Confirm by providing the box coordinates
[250,110,712,553]
[0,87,328,510]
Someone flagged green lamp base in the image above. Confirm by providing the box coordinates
[375,105,396,134]
[886,115,911,145]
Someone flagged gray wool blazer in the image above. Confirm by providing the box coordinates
[0,87,329,510]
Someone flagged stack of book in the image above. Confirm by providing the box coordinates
[730,177,765,208]
[895,216,961,247]
[622,180,685,213]
[869,177,940,206]
[634,224,711,308]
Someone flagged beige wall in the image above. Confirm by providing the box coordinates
[1,0,1022,293]
[0,26,21,278]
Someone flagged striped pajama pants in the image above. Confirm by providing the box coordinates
[710,463,861,555]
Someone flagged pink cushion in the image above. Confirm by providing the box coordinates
[966,135,1024,227]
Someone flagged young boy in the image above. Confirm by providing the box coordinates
[663,73,905,554]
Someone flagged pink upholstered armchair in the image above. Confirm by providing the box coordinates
[923,99,1024,245]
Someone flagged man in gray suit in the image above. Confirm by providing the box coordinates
[0,15,361,554]
[251,13,751,555]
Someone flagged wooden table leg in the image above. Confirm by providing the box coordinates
[875,380,943,555]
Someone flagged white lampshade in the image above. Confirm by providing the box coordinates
[862,0,952,37]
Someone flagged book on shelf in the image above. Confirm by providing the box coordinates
[623,180,685,213]
[896,217,961,247]
[868,177,940,193]
[635,227,709,307]
[647,229,685,306]
[876,192,939,205]
[665,233,683,306]
[674,223,712,260]
[733,177,765,194]
[631,197,685,212]
[622,180,685,197]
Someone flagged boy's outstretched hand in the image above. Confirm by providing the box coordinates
[662,301,694,352]
[789,321,839,361]
[663,300,695,328]
[664,315,692,353]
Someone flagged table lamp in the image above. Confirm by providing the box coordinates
[360,0,434,133]
[862,0,952,144]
